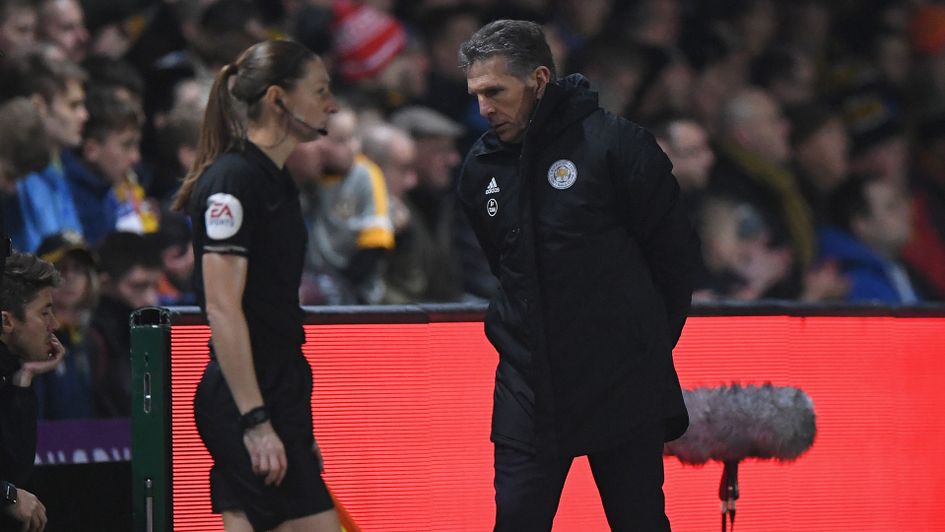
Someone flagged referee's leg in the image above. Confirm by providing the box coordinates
[494,444,571,532]
[588,426,671,532]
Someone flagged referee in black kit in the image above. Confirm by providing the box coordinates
[172,40,340,532]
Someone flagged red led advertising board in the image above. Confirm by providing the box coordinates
[168,314,945,531]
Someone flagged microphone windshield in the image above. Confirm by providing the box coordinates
[664,383,816,465]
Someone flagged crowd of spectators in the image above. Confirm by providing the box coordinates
[1,0,944,420]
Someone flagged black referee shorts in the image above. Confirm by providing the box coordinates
[194,354,333,531]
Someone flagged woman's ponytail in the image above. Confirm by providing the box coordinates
[172,63,241,211]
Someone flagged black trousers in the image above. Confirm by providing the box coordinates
[494,427,670,532]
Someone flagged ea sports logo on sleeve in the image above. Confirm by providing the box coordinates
[205,193,244,240]
[547,160,577,189]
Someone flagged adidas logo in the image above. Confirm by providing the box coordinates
[485,177,501,195]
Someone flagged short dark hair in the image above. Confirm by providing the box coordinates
[827,174,879,233]
[458,19,556,80]
[0,51,86,105]
[82,89,144,143]
[96,232,161,281]
[82,56,145,99]
[1,252,62,320]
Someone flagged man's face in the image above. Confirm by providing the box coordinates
[85,127,141,184]
[858,180,912,256]
[46,79,88,149]
[382,136,418,199]
[740,93,791,164]
[41,0,88,62]
[663,121,714,190]
[467,56,543,144]
[53,254,91,311]
[4,287,59,362]
[796,118,849,191]
[414,135,460,190]
[112,266,160,309]
[315,109,358,176]
[0,6,37,54]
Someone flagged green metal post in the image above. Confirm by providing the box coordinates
[131,307,173,532]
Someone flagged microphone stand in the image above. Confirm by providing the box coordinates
[719,460,739,532]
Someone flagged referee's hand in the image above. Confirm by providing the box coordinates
[243,422,287,486]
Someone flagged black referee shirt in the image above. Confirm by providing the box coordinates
[189,141,307,360]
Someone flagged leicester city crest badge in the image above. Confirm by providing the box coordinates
[547,159,577,189]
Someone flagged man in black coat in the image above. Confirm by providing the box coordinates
[0,252,66,531]
[457,20,699,531]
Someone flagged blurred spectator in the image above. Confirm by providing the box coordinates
[142,0,265,140]
[36,0,89,63]
[63,89,156,246]
[621,0,681,49]
[566,36,647,116]
[652,113,715,215]
[712,87,815,271]
[751,45,817,106]
[88,231,161,417]
[286,107,394,305]
[693,196,792,301]
[331,0,406,85]
[154,210,195,306]
[150,105,201,204]
[0,52,87,252]
[843,91,910,189]
[711,87,847,300]
[552,0,614,53]
[418,5,484,148]
[0,98,51,194]
[707,0,777,59]
[0,0,36,55]
[371,29,431,112]
[33,231,97,419]
[681,26,748,132]
[81,55,146,112]
[874,29,912,91]
[330,1,426,114]
[624,44,692,122]
[785,102,851,223]
[83,2,144,60]
[820,173,932,303]
[902,113,945,299]
[360,122,417,234]
[383,106,467,303]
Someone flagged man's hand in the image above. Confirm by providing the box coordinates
[243,422,287,486]
[3,488,46,532]
[12,335,66,387]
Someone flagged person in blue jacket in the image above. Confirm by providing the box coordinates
[819,173,925,303]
